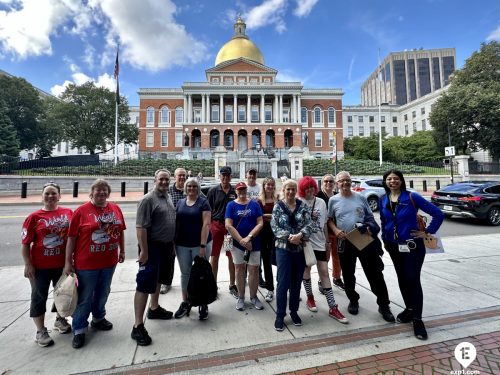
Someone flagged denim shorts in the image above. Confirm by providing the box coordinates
[135,241,174,294]
[29,267,62,317]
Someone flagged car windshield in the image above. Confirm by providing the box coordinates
[440,184,481,194]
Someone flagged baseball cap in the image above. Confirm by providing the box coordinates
[219,166,232,175]
[235,182,248,190]
[246,168,257,174]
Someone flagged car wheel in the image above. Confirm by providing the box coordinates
[367,196,379,212]
[486,206,500,226]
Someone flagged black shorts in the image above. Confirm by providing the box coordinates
[29,267,63,317]
[136,241,174,294]
[314,250,328,262]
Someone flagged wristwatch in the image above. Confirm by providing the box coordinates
[248,234,253,238]
[200,244,206,248]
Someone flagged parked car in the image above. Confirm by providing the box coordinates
[200,179,243,196]
[351,178,417,212]
[431,181,500,226]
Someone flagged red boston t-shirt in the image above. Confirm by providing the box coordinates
[68,201,126,270]
[22,207,73,269]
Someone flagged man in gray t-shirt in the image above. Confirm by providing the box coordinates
[328,171,395,323]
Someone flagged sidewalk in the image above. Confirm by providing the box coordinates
[0,231,498,374]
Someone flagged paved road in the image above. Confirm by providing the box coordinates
[0,203,497,267]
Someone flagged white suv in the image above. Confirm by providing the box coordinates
[351,178,416,212]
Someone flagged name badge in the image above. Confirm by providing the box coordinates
[398,244,410,253]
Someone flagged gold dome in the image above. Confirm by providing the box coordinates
[215,17,264,66]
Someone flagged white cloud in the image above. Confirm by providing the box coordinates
[486,24,500,41]
[347,56,355,82]
[244,0,288,33]
[276,69,305,83]
[293,0,319,18]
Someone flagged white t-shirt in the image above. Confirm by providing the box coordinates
[301,197,327,251]
[247,183,261,200]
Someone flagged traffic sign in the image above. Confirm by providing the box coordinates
[445,146,455,156]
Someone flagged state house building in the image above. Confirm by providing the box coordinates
[138,17,344,160]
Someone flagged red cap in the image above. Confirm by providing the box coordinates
[235,182,248,190]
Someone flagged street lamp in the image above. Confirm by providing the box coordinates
[448,121,454,183]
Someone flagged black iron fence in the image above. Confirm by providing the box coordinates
[468,160,500,174]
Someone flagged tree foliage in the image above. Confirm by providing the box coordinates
[54,82,137,154]
[0,100,20,157]
[429,41,500,161]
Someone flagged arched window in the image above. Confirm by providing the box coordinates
[284,129,293,148]
[160,106,170,125]
[301,107,308,124]
[328,107,335,124]
[175,107,184,125]
[251,130,261,148]
[146,107,154,126]
[313,107,322,124]
[192,129,201,149]
[265,130,275,148]
[210,130,220,148]
[224,130,234,150]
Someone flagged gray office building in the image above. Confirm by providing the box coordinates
[361,48,456,106]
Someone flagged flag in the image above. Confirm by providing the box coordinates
[114,49,120,104]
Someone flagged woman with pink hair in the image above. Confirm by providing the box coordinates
[297,176,348,324]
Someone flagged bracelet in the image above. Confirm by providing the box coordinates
[200,244,206,248]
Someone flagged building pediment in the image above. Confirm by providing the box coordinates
[206,58,277,74]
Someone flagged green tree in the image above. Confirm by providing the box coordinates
[0,100,20,157]
[54,82,137,154]
[35,97,64,158]
[0,75,44,150]
[430,41,500,161]
[344,134,384,160]
[384,132,441,162]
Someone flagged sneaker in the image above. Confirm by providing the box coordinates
[306,295,318,312]
[174,301,191,319]
[413,319,428,340]
[274,316,285,332]
[91,318,113,331]
[54,316,71,334]
[347,301,359,315]
[131,324,152,346]
[250,296,264,310]
[199,305,209,320]
[378,306,396,323]
[397,309,413,323]
[35,328,54,347]
[265,291,274,302]
[147,306,173,320]
[318,280,325,295]
[72,333,85,349]
[229,285,239,299]
[289,312,302,326]
[236,298,245,311]
[160,284,171,294]
[333,278,345,290]
[329,305,349,324]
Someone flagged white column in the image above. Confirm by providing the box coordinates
[183,94,188,123]
[233,94,237,124]
[201,94,206,123]
[219,94,223,123]
[188,94,192,123]
[206,94,210,122]
[439,56,444,87]
[274,95,278,123]
[279,95,283,123]
[429,57,435,92]
[292,95,296,123]
[297,95,301,124]
[247,94,251,123]
[260,94,265,123]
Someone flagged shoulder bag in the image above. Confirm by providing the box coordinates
[303,198,317,267]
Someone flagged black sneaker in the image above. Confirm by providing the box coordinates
[72,333,85,349]
[274,316,285,332]
[91,318,113,331]
[397,309,413,323]
[413,319,428,340]
[131,324,152,346]
[347,301,359,315]
[228,285,238,299]
[378,306,395,323]
[174,301,191,319]
[199,305,209,320]
[333,278,345,290]
[317,280,325,295]
[147,306,173,320]
[289,312,302,326]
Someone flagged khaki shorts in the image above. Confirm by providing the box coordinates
[230,248,260,266]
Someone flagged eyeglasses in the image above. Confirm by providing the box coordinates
[323,180,334,183]
[337,179,352,183]
[186,185,197,188]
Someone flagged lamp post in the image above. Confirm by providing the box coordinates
[448,121,454,184]
[331,130,338,176]
[255,142,261,175]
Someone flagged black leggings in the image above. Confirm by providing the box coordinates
[260,224,275,291]
[384,240,426,319]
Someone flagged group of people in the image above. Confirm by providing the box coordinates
[21,166,443,349]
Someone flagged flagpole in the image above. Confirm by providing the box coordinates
[114,102,118,165]
[378,48,383,166]
[114,45,120,166]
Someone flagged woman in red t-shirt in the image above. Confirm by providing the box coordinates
[64,179,126,349]
[21,183,73,347]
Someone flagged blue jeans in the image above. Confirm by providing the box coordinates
[176,243,212,293]
[276,248,305,319]
[72,266,116,335]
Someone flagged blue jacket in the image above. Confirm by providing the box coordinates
[380,190,444,244]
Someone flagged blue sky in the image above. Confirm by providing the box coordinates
[1,0,499,106]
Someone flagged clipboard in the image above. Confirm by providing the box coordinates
[345,228,374,251]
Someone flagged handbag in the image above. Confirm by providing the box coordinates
[53,273,78,317]
[222,202,250,252]
[409,193,427,232]
[423,231,445,254]
[303,198,317,267]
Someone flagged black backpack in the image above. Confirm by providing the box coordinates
[187,256,218,306]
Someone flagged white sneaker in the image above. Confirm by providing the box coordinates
[250,296,264,310]
[54,316,71,334]
[265,291,274,302]
[35,328,54,347]
[236,298,245,311]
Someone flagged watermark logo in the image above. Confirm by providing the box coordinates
[450,342,479,374]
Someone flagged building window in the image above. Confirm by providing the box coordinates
[146,131,154,147]
[124,145,129,155]
[146,107,154,126]
[193,108,201,123]
[393,127,398,136]
[315,132,322,147]
[382,126,386,134]
[413,122,417,132]
[161,131,168,147]
[225,105,233,122]
[422,119,427,130]
[412,111,416,118]
[347,116,352,122]
[370,126,375,135]
[238,105,246,122]
[404,114,408,121]
[251,105,259,122]
[405,124,409,135]
[175,132,183,147]
[283,108,290,123]
[159,106,170,125]
[211,105,219,122]
[359,126,364,136]
[369,116,374,123]
[301,107,308,124]
[313,107,322,124]
[210,130,220,148]
[348,126,353,137]
[328,107,335,124]
[358,116,364,123]
[421,107,425,115]
[329,132,334,147]
[57,143,61,152]
[175,107,183,125]
[381,116,385,122]
[392,116,397,123]
[265,105,272,122]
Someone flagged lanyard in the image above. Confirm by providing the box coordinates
[388,198,400,242]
